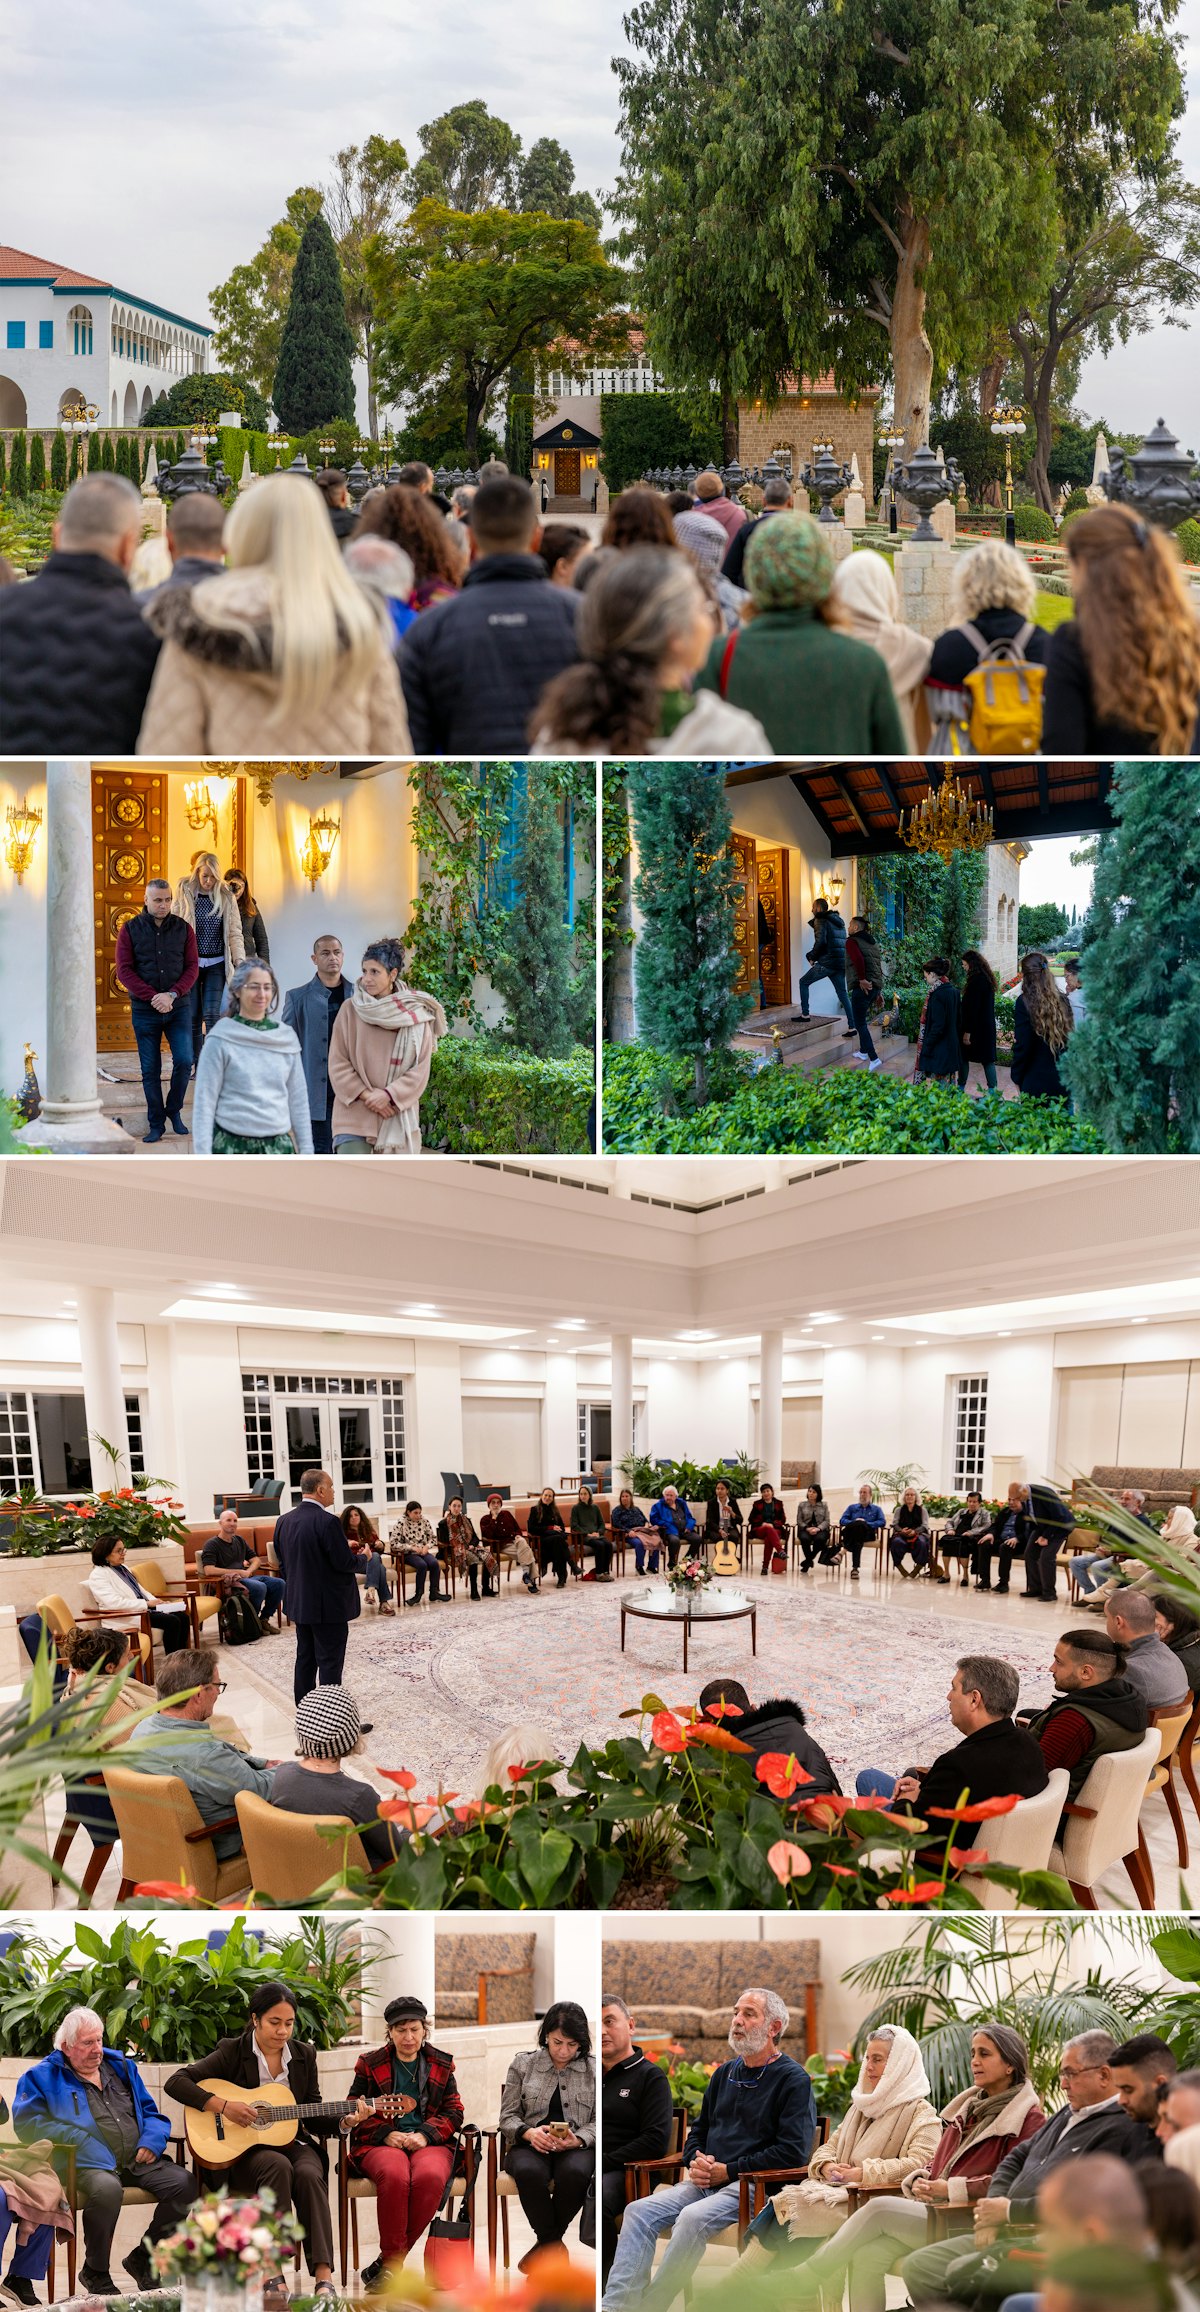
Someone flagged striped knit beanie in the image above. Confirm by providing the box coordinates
[295,1683,362,1759]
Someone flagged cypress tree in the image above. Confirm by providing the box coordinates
[1065,760,1200,1152]
[9,433,27,496]
[113,435,128,479]
[28,433,46,491]
[67,435,79,483]
[272,212,357,433]
[130,436,142,485]
[0,437,6,494]
[50,430,68,489]
[629,762,753,1101]
[101,435,115,472]
[490,772,577,1057]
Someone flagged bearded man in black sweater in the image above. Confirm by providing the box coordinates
[600,1998,675,2286]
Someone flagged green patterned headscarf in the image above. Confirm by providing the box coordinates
[744,511,834,610]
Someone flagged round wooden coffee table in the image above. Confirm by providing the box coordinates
[620,1584,757,1673]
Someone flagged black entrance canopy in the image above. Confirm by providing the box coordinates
[724,760,1116,853]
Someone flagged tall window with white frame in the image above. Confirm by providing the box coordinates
[953,1375,988,1494]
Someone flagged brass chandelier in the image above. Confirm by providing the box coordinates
[899,771,994,864]
[207,762,338,806]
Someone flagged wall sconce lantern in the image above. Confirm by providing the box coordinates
[4,797,43,883]
[184,779,219,843]
[825,867,846,908]
[300,807,340,888]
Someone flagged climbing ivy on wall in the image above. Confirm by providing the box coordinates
[858,848,989,988]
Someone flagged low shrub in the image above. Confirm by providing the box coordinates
[1010,502,1056,542]
[422,1038,593,1154]
[1176,518,1200,569]
[890,985,1016,1045]
[601,1043,1109,1152]
[1060,487,1090,517]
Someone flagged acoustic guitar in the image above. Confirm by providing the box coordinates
[710,1535,742,1576]
[185,2082,405,2168]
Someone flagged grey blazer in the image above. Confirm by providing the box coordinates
[498,2048,596,2148]
[282,973,354,1119]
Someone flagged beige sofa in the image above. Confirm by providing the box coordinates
[602,1938,821,2067]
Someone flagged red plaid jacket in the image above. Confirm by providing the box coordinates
[348,2042,464,2164]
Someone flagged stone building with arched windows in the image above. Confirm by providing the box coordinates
[0,242,210,432]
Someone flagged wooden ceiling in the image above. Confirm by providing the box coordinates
[725,761,1115,853]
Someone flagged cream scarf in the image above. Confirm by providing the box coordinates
[350,983,448,1151]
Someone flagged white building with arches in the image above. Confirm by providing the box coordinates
[0,243,210,431]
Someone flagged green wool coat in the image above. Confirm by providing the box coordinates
[697,608,908,754]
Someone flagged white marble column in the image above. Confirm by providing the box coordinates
[759,1328,784,1489]
[611,1331,634,1469]
[77,1285,132,1486]
[15,760,133,1150]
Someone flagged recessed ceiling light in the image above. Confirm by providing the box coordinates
[62,1299,77,1308]
[1130,1317,1148,1325]
[799,1328,813,1336]
[678,1329,719,1341]
[914,1340,929,1346]
[403,1303,439,1315]
[870,1335,885,1342]
[998,1330,1012,1337]
[547,1337,559,1345]
[809,1311,843,1323]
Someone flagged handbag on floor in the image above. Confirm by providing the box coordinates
[424,2123,479,2286]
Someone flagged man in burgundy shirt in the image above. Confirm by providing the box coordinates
[1020,1627,1148,1799]
[114,879,198,1143]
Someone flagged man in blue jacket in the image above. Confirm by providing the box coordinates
[399,476,578,750]
[273,1467,362,1703]
[601,1988,815,2310]
[13,2006,195,2297]
[649,1487,698,1571]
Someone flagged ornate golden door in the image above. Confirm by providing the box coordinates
[92,771,167,1050]
[756,846,791,1007]
[729,831,758,1000]
[555,449,581,496]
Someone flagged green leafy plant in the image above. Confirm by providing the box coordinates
[843,1915,1163,2109]
[654,2049,717,2119]
[0,1916,374,2060]
[1010,501,1056,541]
[272,212,357,432]
[1,1444,188,1556]
[0,1643,165,1899]
[1177,517,1200,568]
[803,2048,861,2125]
[599,390,723,492]
[856,1462,929,1500]
[617,1454,764,1502]
[628,765,753,1103]
[421,1039,593,1155]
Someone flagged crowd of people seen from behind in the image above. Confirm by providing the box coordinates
[3,457,1197,757]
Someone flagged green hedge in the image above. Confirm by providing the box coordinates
[1010,502,1056,542]
[891,984,1016,1045]
[423,1039,593,1154]
[599,391,723,493]
[1177,518,1200,569]
[601,1044,1107,1152]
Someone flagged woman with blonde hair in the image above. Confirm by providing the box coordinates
[175,852,245,1057]
[925,538,1051,752]
[1011,949,1073,1101]
[328,935,445,1154]
[192,958,312,1154]
[1043,502,1200,754]
[138,474,412,753]
[832,547,932,750]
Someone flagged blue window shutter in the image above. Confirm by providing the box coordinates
[38,320,53,350]
[562,794,575,930]
[6,322,25,350]
[481,762,527,913]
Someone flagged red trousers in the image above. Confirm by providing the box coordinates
[355,2143,455,2258]
[757,1524,785,1574]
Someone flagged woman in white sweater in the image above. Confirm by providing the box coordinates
[192,960,313,1156]
[85,1536,190,1653]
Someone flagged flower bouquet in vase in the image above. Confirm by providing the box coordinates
[154,2188,304,2312]
[666,1557,712,1598]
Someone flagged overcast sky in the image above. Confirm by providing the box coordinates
[5,0,1198,435]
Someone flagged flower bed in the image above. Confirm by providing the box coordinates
[601,1045,1108,1153]
[0,1486,188,1555]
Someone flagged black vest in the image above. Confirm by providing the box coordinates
[125,908,191,992]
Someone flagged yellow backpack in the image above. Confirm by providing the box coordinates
[960,620,1046,755]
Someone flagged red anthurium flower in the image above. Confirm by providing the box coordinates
[135,1880,198,1901]
[378,1768,418,1790]
[756,1752,813,1799]
[687,1723,753,1754]
[701,1698,744,1720]
[948,1846,988,1869]
[885,1882,947,1904]
[651,1710,689,1754]
[925,1794,1021,1822]
[767,1840,812,1884]
[826,1864,858,1879]
[794,1792,857,1821]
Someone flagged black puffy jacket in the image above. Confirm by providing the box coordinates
[399,554,578,750]
[0,552,161,752]
[731,1697,842,1797]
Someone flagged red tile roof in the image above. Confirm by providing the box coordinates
[0,243,110,289]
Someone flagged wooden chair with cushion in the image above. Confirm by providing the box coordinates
[103,1762,252,1903]
[338,2129,477,2287]
[234,1789,375,1903]
[435,1932,536,2026]
[1176,1691,1200,1823]
[50,2138,193,2300]
[1047,1729,1162,1907]
[36,1591,153,1680]
[625,2114,831,2264]
[1139,1698,1195,1886]
[136,1556,217,1642]
[954,1770,1069,1909]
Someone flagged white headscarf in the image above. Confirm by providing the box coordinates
[1162,1505,1198,1547]
[831,548,932,747]
[1166,2122,1200,2188]
[851,2026,931,2117]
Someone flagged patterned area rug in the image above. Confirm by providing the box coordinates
[250,1580,1055,1797]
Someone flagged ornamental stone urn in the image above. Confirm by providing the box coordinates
[1102,419,1200,532]
[893,443,965,542]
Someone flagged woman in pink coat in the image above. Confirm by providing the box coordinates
[328,935,447,1154]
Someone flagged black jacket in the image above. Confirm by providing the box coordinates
[0,551,161,752]
[118,908,195,996]
[602,2053,675,2175]
[960,971,998,1066]
[918,980,961,1078]
[927,609,1052,692]
[399,554,578,751]
[238,905,270,962]
[704,1498,744,1539]
[165,2030,335,2172]
[1011,994,1066,1098]
[730,1697,842,1797]
[1041,617,1200,755]
[913,1716,1049,1820]
[721,508,784,588]
[136,554,227,608]
[327,503,360,542]
[991,2099,1158,2209]
[272,1499,362,1627]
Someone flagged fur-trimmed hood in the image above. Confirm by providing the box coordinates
[144,566,362,673]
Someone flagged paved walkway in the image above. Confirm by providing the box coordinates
[731,1004,1020,1096]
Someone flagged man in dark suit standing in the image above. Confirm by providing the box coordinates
[273,1468,361,1703]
